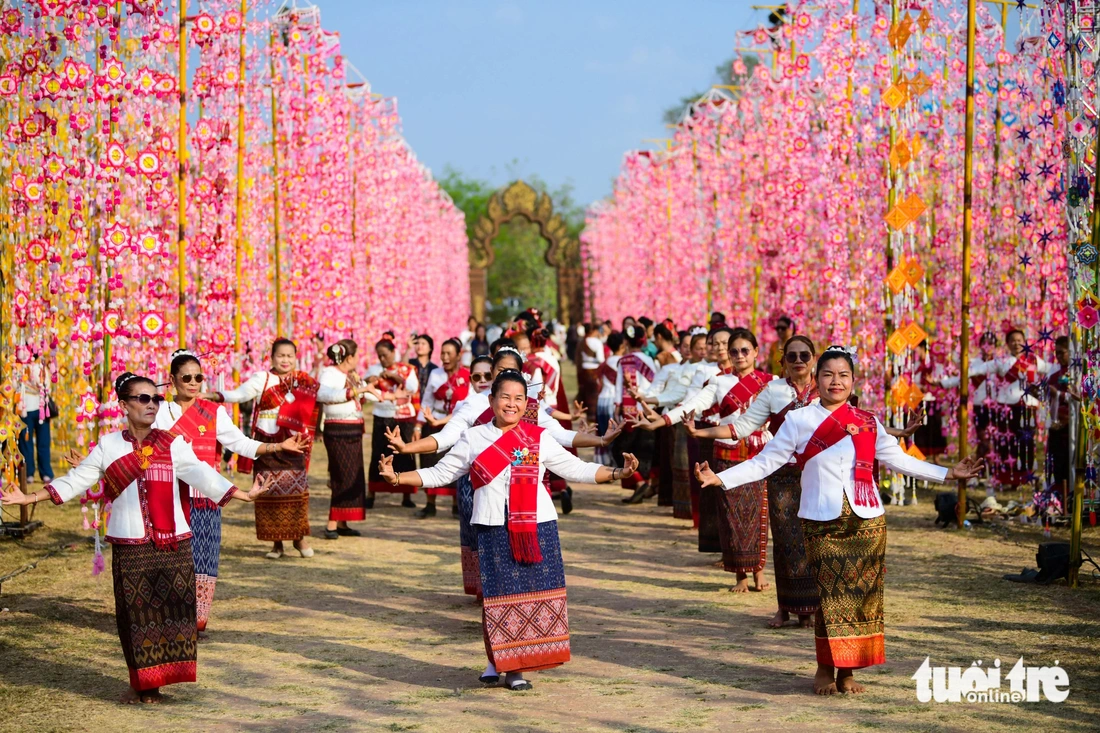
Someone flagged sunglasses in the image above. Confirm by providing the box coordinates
[785,352,812,364]
[125,394,165,405]
[470,373,493,383]
[177,373,205,384]
[729,347,754,357]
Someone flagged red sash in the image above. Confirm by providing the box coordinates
[970,374,986,389]
[768,381,818,435]
[717,369,774,417]
[105,430,181,549]
[167,399,221,514]
[1004,354,1038,384]
[523,354,559,395]
[379,363,420,421]
[595,360,617,384]
[435,367,470,414]
[619,353,655,419]
[794,403,879,509]
[470,421,545,563]
[275,371,320,435]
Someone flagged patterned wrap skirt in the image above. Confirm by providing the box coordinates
[611,426,655,490]
[323,420,367,522]
[477,521,570,674]
[768,463,819,615]
[713,451,768,573]
[694,436,719,550]
[253,434,311,541]
[112,540,198,691]
[457,474,481,598]
[655,425,674,506]
[671,424,693,520]
[802,496,887,669]
[594,392,615,466]
[190,505,221,632]
[368,415,417,494]
[420,424,456,497]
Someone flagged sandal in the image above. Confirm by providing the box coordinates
[479,673,500,685]
[264,550,283,560]
[508,680,533,691]
[298,547,314,558]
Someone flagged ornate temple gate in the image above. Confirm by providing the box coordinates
[468,180,584,324]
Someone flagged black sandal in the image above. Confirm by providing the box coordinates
[508,680,533,691]
[479,673,499,685]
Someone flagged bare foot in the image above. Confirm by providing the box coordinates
[752,571,770,592]
[767,609,791,628]
[798,614,813,628]
[813,666,837,695]
[120,688,141,704]
[836,669,865,694]
[729,577,751,593]
[710,559,725,568]
[122,687,164,704]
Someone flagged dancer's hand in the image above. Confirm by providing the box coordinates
[945,455,984,482]
[378,454,398,485]
[577,420,596,435]
[63,448,87,468]
[385,426,407,452]
[621,452,640,476]
[633,414,663,432]
[241,474,274,502]
[571,400,587,420]
[1,484,29,505]
[694,460,722,488]
[899,406,926,438]
[639,401,661,422]
[602,417,626,446]
[278,434,308,454]
[423,408,443,427]
[682,411,698,437]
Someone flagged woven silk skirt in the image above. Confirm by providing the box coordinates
[713,451,768,574]
[694,436,719,550]
[253,440,311,542]
[368,416,417,494]
[594,393,615,466]
[671,424,693,520]
[768,464,819,615]
[655,425,674,506]
[189,504,221,632]
[323,421,367,522]
[457,475,481,599]
[477,521,570,674]
[802,497,887,669]
[112,540,198,691]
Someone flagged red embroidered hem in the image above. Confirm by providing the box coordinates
[329,506,366,521]
[217,486,237,507]
[814,633,885,670]
[129,660,196,691]
[45,483,64,505]
[425,487,457,497]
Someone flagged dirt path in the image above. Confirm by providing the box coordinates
[2,445,1099,732]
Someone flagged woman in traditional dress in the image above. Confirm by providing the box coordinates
[416,338,470,518]
[696,347,982,695]
[594,331,624,466]
[2,373,272,703]
[647,323,683,506]
[156,350,304,633]
[364,338,421,508]
[210,338,365,559]
[988,329,1054,489]
[686,335,818,627]
[319,339,369,540]
[614,324,659,503]
[379,370,639,691]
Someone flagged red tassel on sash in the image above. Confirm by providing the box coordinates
[795,403,879,509]
[470,421,545,563]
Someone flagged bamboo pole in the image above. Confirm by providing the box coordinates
[269,28,284,336]
[233,0,247,387]
[957,0,978,529]
[177,0,189,349]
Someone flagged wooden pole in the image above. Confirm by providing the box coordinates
[176,0,189,349]
[269,28,284,336]
[957,0,978,529]
[233,0,247,382]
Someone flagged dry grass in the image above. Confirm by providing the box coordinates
[2,441,1098,732]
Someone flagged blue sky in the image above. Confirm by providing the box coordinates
[308,0,760,208]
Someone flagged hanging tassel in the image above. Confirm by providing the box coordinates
[81,505,90,530]
[91,503,100,530]
[91,527,105,576]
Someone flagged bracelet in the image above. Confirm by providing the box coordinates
[393,471,402,486]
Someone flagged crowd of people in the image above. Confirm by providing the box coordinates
[10,306,1075,702]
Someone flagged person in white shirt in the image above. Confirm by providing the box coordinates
[363,338,421,509]
[576,322,607,421]
[647,323,684,507]
[318,339,369,540]
[3,372,272,704]
[17,352,53,483]
[378,370,638,692]
[988,329,1054,488]
[459,316,478,367]
[613,325,659,503]
[935,331,1000,485]
[594,331,625,466]
[416,338,470,518]
[696,347,982,697]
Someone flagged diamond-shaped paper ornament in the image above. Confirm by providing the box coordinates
[900,192,927,221]
[891,376,912,405]
[890,16,913,50]
[893,137,912,167]
[887,265,908,294]
[911,133,923,156]
[887,330,910,355]
[905,384,925,411]
[901,320,928,347]
[882,84,907,109]
[909,71,933,97]
[917,8,933,32]
[907,442,927,461]
[885,206,912,231]
[903,257,925,286]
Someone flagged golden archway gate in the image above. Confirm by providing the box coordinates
[468,180,584,325]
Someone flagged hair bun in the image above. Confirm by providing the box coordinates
[114,372,138,394]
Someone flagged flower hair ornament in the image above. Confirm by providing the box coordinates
[115,373,140,392]
[496,346,523,358]
[331,343,346,361]
[823,345,858,359]
[689,326,708,337]
[170,348,199,360]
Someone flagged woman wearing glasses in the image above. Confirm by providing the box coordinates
[416,338,471,518]
[2,372,273,704]
[156,349,304,633]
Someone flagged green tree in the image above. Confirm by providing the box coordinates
[438,168,584,325]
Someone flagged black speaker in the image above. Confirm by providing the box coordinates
[1036,542,1070,584]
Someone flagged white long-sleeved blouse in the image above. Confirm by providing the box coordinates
[418,423,601,525]
[431,391,578,453]
[364,363,419,419]
[715,403,949,521]
[218,371,350,433]
[154,400,264,458]
[729,378,818,440]
[45,431,236,543]
[663,372,769,449]
[318,366,364,423]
